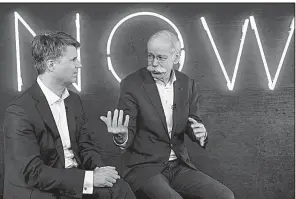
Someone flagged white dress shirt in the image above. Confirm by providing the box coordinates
[154,71,177,161]
[37,77,93,194]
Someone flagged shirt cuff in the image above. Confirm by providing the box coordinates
[113,133,128,149]
[83,171,93,194]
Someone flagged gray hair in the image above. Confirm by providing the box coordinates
[148,30,181,54]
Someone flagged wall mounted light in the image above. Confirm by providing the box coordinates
[201,16,294,90]
[201,17,249,91]
[249,16,294,90]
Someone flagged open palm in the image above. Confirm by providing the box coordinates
[100,109,129,135]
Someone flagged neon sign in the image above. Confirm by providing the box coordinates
[14,12,82,92]
[201,16,294,90]
[14,12,294,91]
[14,12,36,92]
[201,17,249,91]
[106,11,185,82]
[74,13,81,92]
[249,16,294,90]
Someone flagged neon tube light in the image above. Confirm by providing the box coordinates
[14,12,82,92]
[14,12,36,92]
[250,16,295,90]
[201,17,249,90]
[107,12,185,82]
[73,13,81,92]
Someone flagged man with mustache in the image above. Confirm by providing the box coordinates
[101,30,235,199]
[3,31,136,199]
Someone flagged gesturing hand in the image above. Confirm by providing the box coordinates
[188,117,207,146]
[93,166,120,188]
[100,109,129,144]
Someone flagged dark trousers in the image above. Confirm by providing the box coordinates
[82,179,136,199]
[135,159,235,199]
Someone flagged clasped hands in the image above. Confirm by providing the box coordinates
[93,166,120,188]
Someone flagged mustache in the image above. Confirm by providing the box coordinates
[146,66,166,73]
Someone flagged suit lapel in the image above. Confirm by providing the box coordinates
[172,72,183,137]
[141,69,169,134]
[64,97,77,145]
[30,82,65,167]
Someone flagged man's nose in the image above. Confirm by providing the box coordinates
[152,58,159,67]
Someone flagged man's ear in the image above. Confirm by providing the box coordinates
[46,59,55,72]
[173,51,180,64]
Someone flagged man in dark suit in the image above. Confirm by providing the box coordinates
[101,30,235,199]
[3,32,136,199]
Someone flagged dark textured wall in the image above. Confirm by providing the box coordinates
[0,3,294,199]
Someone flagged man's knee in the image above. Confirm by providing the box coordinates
[200,181,234,199]
[208,182,234,199]
[137,185,182,199]
[219,185,235,199]
[113,179,135,198]
[115,179,132,191]
[166,190,183,199]
[91,179,135,199]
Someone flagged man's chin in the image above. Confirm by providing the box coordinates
[67,78,77,86]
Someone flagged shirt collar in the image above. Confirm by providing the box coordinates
[154,69,176,86]
[37,76,69,106]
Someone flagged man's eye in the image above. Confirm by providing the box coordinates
[158,56,167,61]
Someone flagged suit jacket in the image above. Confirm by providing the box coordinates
[3,82,105,199]
[117,68,207,191]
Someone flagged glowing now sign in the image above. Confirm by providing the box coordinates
[14,12,294,91]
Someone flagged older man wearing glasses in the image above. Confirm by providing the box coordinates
[101,30,235,199]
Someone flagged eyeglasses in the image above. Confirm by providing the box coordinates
[147,53,169,63]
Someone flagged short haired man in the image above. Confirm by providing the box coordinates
[3,31,136,199]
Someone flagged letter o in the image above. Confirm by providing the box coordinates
[107,12,186,82]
